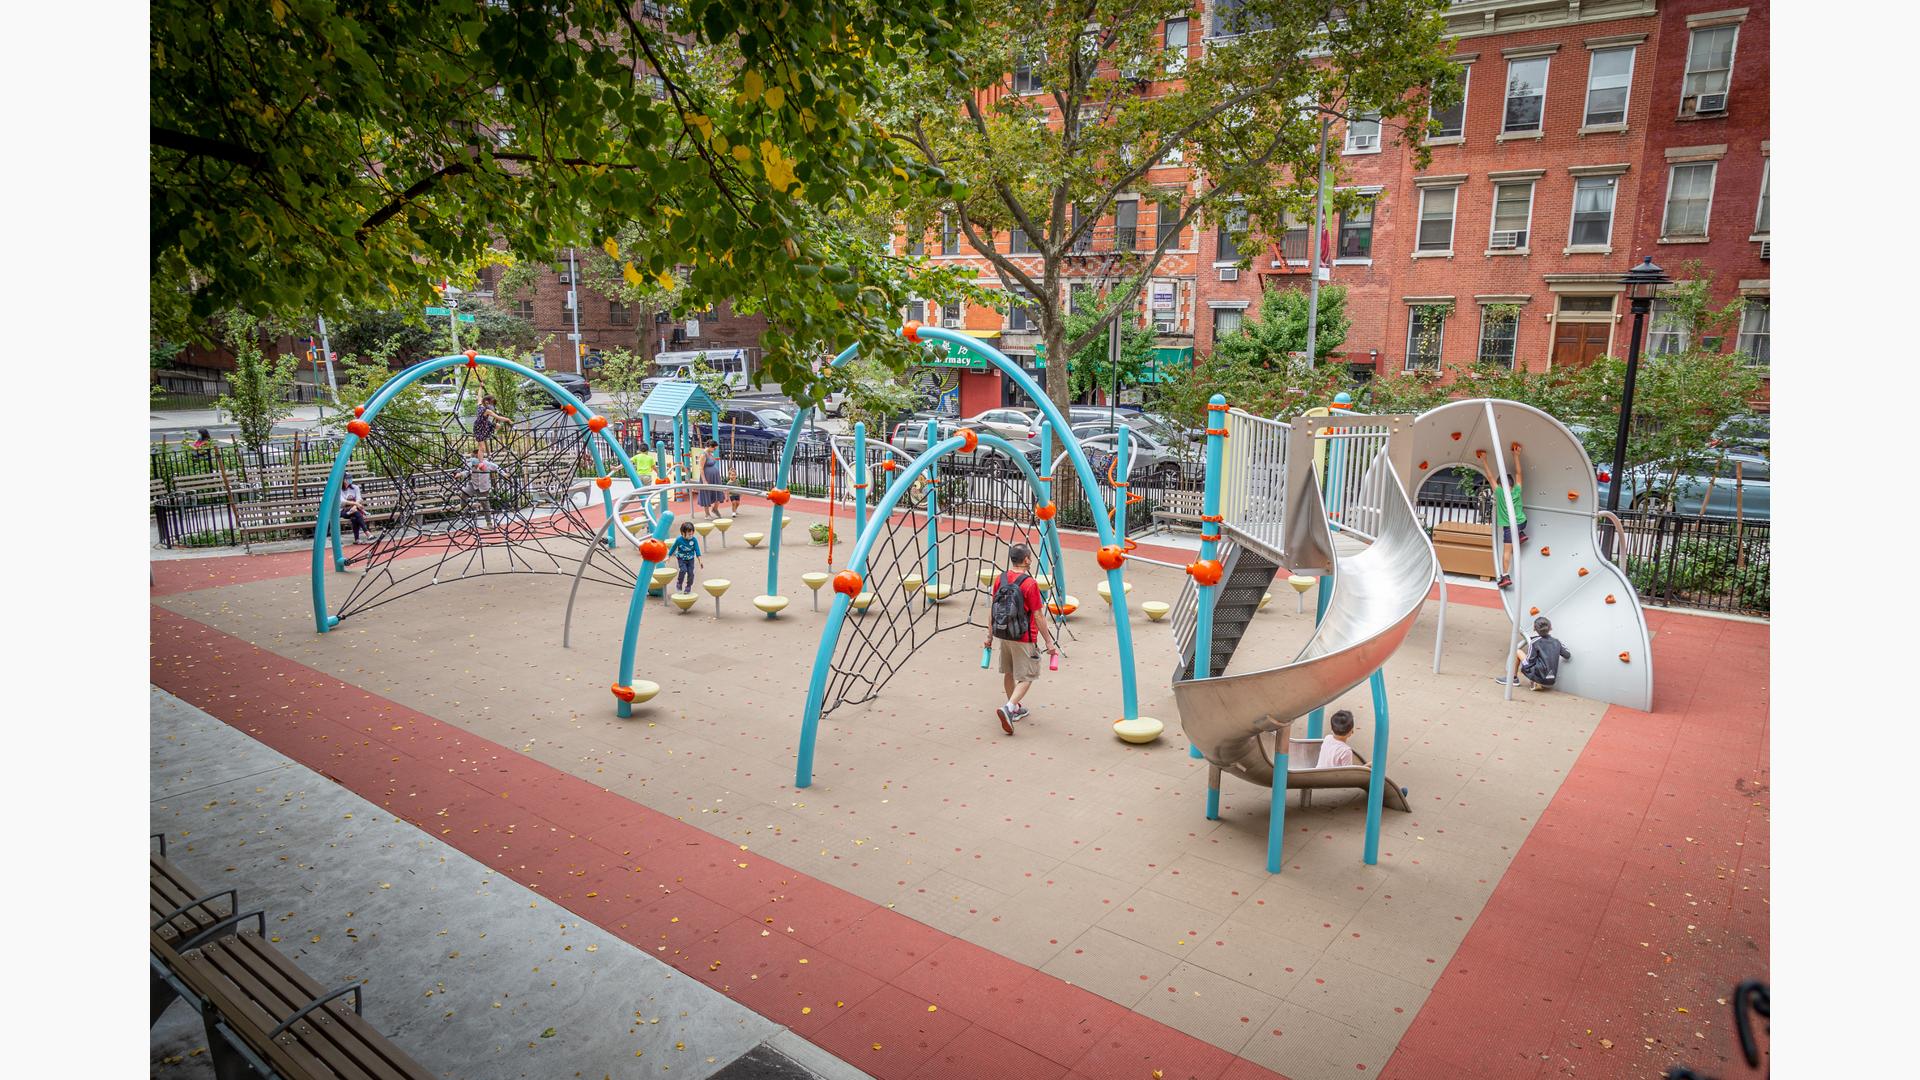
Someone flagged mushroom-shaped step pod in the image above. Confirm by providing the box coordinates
[753,595,789,618]
[670,593,699,612]
[1258,592,1273,611]
[693,521,715,539]
[978,567,999,589]
[902,573,924,593]
[1113,717,1165,744]
[801,571,831,610]
[712,518,732,545]
[1095,580,1134,603]
[1048,595,1080,618]
[1286,574,1316,613]
[649,567,677,596]
[851,591,876,613]
[1141,601,1171,623]
[1033,574,1054,595]
[743,532,765,548]
[622,680,661,705]
[926,582,952,602]
[702,578,731,616]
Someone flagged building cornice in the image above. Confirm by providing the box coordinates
[1444,0,1659,41]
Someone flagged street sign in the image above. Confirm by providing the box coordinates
[424,306,451,316]
[457,313,476,323]
[567,332,582,341]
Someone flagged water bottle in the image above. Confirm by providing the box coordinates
[1048,650,1059,672]
[980,646,993,669]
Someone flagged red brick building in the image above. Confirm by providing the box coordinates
[911,0,1769,412]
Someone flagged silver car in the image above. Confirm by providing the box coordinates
[1071,423,1195,485]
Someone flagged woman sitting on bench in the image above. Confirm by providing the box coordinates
[339,479,371,544]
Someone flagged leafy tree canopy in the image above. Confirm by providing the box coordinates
[1061,306,1155,402]
[153,0,972,396]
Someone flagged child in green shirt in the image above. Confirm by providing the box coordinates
[1494,444,1527,590]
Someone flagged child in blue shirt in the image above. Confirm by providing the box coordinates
[668,520,703,593]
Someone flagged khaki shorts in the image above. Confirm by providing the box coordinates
[997,638,1042,682]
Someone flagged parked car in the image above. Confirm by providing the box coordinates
[708,403,831,459]
[519,371,592,407]
[889,419,1044,468]
[1071,424,1194,485]
[966,407,1041,440]
[1596,451,1770,519]
[419,382,462,415]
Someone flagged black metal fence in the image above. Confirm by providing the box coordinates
[1611,510,1768,616]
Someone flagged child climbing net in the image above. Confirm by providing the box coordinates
[331,387,635,622]
[820,461,1070,718]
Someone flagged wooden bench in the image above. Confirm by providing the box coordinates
[1431,520,1496,579]
[149,836,432,1079]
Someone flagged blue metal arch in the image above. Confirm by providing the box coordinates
[308,353,642,633]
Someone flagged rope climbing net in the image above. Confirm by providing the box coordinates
[820,462,1071,718]
[333,388,635,622]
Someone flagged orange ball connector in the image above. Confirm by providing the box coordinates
[352,406,365,418]
[832,570,863,597]
[767,488,792,505]
[1035,502,1056,521]
[347,419,371,438]
[959,428,979,454]
[610,684,637,703]
[464,348,478,362]
[563,404,577,416]
[1186,559,1224,586]
[1096,545,1126,571]
[902,320,922,342]
[1577,567,1589,577]
[587,416,609,432]
[639,538,668,563]
[879,460,898,473]
[595,476,613,490]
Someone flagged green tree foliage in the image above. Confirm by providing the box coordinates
[152,0,969,395]
[883,0,1458,408]
[214,313,298,454]
[834,355,921,433]
[1061,308,1155,401]
[594,348,656,424]
[1212,285,1350,370]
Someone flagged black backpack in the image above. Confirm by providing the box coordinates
[990,572,1031,640]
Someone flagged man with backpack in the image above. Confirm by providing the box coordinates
[983,544,1059,735]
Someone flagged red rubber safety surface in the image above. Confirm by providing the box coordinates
[152,564,1767,1079]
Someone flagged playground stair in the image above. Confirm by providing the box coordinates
[1172,538,1282,681]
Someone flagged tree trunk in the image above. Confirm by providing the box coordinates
[1043,318,1070,412]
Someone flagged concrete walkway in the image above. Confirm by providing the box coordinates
[150,688,867,1080]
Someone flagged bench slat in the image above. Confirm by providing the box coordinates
[196,937,428,1079]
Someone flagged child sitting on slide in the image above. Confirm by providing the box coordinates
[1316,710,1359,768]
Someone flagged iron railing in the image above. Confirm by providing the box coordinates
[1610,510,1768,615]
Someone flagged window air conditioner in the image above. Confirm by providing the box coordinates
[1490,230,1525,249]
[1695,92,1727,113]
[1348,134,1378,151]
[941,314,962,328]
[1759,240,1770,260]
[1217,266,1239,282]
[1153,319,1176,333]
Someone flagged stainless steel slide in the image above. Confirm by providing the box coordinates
[1174,447,1438,792]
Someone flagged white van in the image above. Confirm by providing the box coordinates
[652,348,751,392]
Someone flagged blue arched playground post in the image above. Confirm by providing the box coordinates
[1110,426,1132,616]
[310,354,639,633]
[1034,422,1061,596]
[1363,667,1390,864]
[615,509,678,718]
[922,419,940,595]
[1189,394,1230,759]
[853,422,869,535]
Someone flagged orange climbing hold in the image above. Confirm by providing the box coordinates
[1540,546,1551,556]
[595,476,613,490]
[902,320,922,342]
[1618,651,1631,663]
[611,684,637,703]
[1450,431,1462,441]
[347,419,371,438]
[1530,606,1540,616]
[1187,559,1224,586]
[1418,460,1428,471]
[639,538,668,563]
[587,416,609,432]
[1096,545,1126,571]
[767,488,792,505]
[832,570,863,597]
[1605,594,1617,605]
[1577,567,1590,577]
[959,428,979,453]
[1475,449,1486,460]
[1034,502,1056,521]
[1567,490,1578,501]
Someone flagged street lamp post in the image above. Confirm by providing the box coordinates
[1603,256,1670,560]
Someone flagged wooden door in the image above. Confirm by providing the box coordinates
[1552,321,1611,367]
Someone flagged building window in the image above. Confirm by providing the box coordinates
[1477,307,1519,367]
[1155,191,1183,249]
[940,213,958,255]
[938,300,965,328]
[608,301,632,326]
[1431,67,1468,138]
[1417,187,1457,252]
[1069,283,1094,315]
[1570,176,1618,247]
[552,262,577,285]
[1583,47,1634,127]
[1010,227,1037,255]
[1683,25,1738,113]
[1012,52,1043,95]
[1150,280,1179,331]
[1338,199,1374,259]
[1406,306,1447,370]
[1211,0,1269,38]
[1215,205,1246,263]
[1007,290,1036,332]
[1662,162,1717,239]
[1279,210,1309,263]
[1213,307,1244,339]
[1114,200,1139,251]
[1503,56,1549,134]
[1164,17,1188,74]
[512,298,535,320]
[1489,182,1534,249]
[1070,205,1093,254]
[1343,111,1381,153]
[1754,160,1770,235]
[1647,299,1688,355]
[905,233,925,257]
[1737,298,1769,366]
[906,299,926,323]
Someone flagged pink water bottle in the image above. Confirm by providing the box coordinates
[1049,650,1060,671]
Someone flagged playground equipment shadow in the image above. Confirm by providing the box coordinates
[150,500,1762,1079]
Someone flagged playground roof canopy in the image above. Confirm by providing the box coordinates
[637,380,721,418]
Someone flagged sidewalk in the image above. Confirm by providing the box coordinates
[150,688,867,1080]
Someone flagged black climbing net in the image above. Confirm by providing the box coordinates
[333,389,636,622]
[821,460,1074,718]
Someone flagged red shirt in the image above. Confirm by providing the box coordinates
[998,571,1043,643]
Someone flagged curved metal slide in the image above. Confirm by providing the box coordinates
[1173,446,1437,805]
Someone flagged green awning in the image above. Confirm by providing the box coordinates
[1139,346,1193,384]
